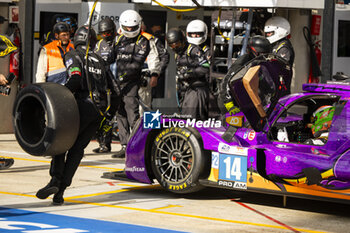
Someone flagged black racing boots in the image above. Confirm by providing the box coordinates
[52,185,66,205]
[36,177,60,199]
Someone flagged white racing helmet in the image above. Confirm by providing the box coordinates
[186,19,208,45]
[264,16,290,44]
[119,10,142,38]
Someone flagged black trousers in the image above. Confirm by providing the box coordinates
[96,124,112,149]
[49,99,102,187]
[116,83,140,146]
[181,86,209,120]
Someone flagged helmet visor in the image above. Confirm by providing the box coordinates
[122,25,139,32]
[265,31,275,38]
[101,30,113,37]
[187,32,205,38]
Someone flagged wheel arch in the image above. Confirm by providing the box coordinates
[144,128,161,182]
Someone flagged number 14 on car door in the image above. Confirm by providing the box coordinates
[218,154,248,190]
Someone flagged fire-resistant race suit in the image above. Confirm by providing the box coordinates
[272,38,295,67]
[94,37,117,152]
[114,33,150,147]
[176,43,210,120]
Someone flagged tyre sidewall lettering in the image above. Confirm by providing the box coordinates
[152,127,205,194]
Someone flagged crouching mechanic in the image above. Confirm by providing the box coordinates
[36,25,119,205]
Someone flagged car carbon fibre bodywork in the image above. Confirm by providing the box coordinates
[115,55,350,203]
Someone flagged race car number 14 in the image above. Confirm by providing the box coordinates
[218,154,247,190]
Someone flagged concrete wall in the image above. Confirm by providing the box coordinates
[276,9,310,93]
[288,9,311,93]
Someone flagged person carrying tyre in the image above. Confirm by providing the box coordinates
[111,10,152,159]
[166,20,210,120]
[93,17,117,154]
[35,25,119,205]
[35,22,74,84]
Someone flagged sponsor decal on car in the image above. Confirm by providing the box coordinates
[143,110,222,129]
[125,166,145,172]
[247,130,256,141]
[226,116,243,127]
[243,131,248,139]
[218,143,248,156]
[218,180,247,189]
[208,152,219,182]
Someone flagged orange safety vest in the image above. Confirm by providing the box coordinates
[44,40,74,84]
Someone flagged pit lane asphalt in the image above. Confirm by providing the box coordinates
[1,134,350,233]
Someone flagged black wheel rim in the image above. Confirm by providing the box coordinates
[154,133,194,183]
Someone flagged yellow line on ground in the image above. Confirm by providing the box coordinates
[0,191,36,198]
[1,156,51,163]
[0,156,121,171]
[152,205,183,210]
[0,189,327,233]
[63,199,326,233]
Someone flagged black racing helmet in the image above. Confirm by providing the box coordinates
[166,28,186,53]
[74,25,97,48]
[98,18,116,42]
[53,22,70,35]
[248,35,271,55]
[98,17,116,34]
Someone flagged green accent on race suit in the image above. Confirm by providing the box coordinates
[69,67,81,72]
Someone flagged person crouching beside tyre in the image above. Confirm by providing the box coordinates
[35,25,119,205]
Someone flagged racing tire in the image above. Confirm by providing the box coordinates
[13,83,79,156]
[151,127,207,194]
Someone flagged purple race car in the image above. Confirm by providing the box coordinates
[105,55,350,203]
